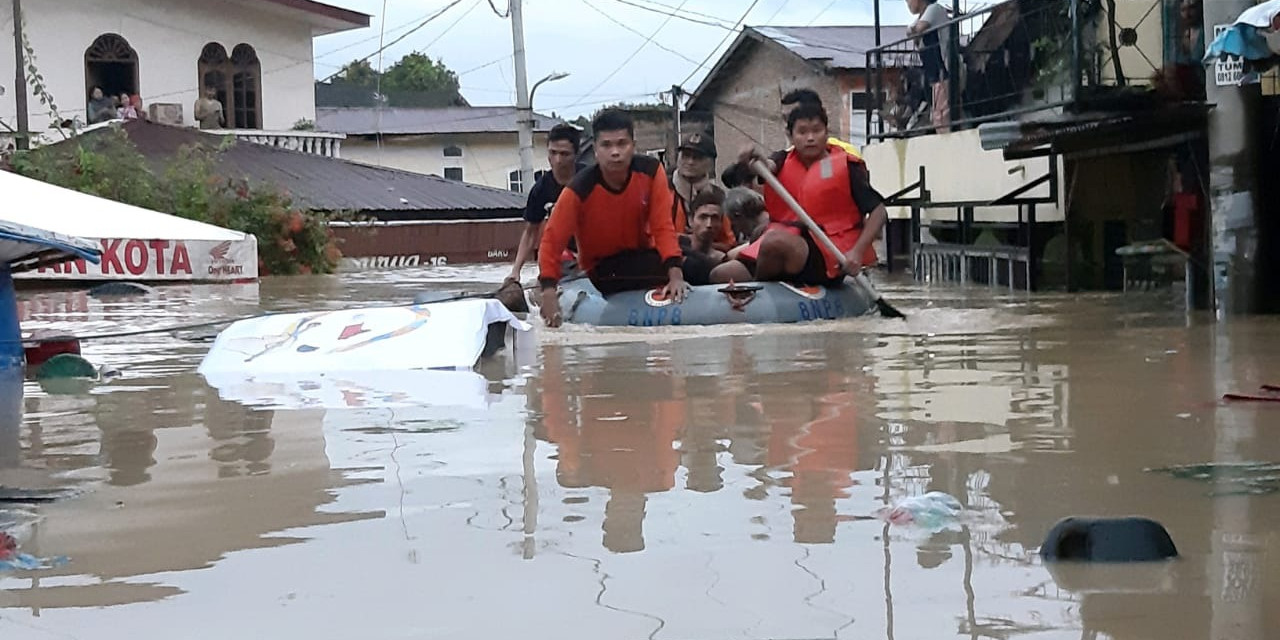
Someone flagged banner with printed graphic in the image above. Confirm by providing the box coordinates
[15,237,258,282]
[198,298,531,375]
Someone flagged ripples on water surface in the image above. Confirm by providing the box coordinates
[2,265,1279,639]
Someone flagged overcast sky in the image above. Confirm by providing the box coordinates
[313,0,918,118]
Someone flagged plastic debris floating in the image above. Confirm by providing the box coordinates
[874,491,964,530]
[1145,461,1280,496]
[0,531,69,572]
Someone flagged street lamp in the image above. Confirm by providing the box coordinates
[516,71,570,194]
[529,71,569,105]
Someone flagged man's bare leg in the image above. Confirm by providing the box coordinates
[710,260,752,283]
[753,230,809,281]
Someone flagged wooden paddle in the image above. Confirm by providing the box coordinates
[749,159,906,319]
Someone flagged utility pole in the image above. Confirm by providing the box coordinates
[669,84,682,170]
[511,0,535,194]
[11,0,29,150]
[1203,0,1261,316]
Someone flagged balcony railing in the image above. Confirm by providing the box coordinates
[209,129,346,158]
[865,0,1197,140]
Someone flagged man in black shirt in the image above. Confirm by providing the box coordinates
[506,124,583,284]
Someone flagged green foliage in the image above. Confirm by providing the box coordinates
[292,118,317,131]
[326,52,465,107]
[10,127,344,276]
[592,101,670,123]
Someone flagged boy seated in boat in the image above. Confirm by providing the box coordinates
[680,185,729,286]
[712,90,888,287]
[537,109,687,327]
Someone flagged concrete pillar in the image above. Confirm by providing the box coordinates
[1203,0,1263,316]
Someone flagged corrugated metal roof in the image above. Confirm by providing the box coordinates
[753,25,913,69]
[316,107,562,136]
[71,122,527,218]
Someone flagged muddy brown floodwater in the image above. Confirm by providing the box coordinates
[2,265,1279,640]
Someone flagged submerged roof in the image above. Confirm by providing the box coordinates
[316,107,562,136]
[62,122,527,219]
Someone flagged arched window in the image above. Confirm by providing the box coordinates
[85,34,139,120]
[230,44,261,129]
[443,145,463,157]
[197,43,261,129]
[198,43,230,123]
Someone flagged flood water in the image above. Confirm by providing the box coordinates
[3,266,1280,639]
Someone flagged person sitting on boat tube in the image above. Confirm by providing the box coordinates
[711,89,888,286]
[680,185,730,286]
[506,123,584,285]
[537,109,687,327]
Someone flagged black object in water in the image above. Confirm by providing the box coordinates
[1041,516,1178,562]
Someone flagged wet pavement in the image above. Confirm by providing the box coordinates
[2,266,1279,639]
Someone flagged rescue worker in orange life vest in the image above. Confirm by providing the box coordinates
[712,89,889,285]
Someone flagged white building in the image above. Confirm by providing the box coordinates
[1,0,368,144]
[316,106,562,192]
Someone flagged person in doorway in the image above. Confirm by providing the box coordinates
[506,123,583,285]
[87,87,116,124]
[538,109,686,327]
[194,86,225,129]
[670,132,736,250]
[680,185,730,286]
[907,0,951,132]
[117,93,137,120]
[711,90,888,286]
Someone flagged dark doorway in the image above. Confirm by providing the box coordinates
[85,34,138,108]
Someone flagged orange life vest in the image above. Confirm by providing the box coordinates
[763,145,876,278]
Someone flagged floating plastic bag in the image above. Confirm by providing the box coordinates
[875,491,964,530]
[0,532,68,572]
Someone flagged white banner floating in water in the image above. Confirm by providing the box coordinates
[198,299,531,375]
[201,368,492,411]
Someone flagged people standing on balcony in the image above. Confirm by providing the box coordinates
[907,0,951,133]
[117,93,138,120]
[87,87,116,125]
[711,90,888,285]
[194,86,226,130]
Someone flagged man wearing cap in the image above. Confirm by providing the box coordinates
[671,132,736,250]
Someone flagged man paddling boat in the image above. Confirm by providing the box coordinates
[712,89,889,286]
[538,109,688,327]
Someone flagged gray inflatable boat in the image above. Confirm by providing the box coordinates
[533,277,879,327]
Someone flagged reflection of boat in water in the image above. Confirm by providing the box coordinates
[533,277,879,326]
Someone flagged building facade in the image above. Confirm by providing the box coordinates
[317,106,562,192]
[1,0,368,144]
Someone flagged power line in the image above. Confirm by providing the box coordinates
[321,0,465,82]
[458,55,512,75]
[679,0,762,88]
[581,0,703,65]
[487,0,511,17]
[804,0,841,26]
[614,0,737,25]
[561,0,692,110]
[607,0,735,29]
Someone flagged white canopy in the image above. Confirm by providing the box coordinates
[0,170,244,241]
[2,170,258,282]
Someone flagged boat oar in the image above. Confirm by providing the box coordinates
[749,159,906,319]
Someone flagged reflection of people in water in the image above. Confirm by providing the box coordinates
[759,376,862,544]
[534,344,683,553]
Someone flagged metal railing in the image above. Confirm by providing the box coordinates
[865,0,1182,140]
